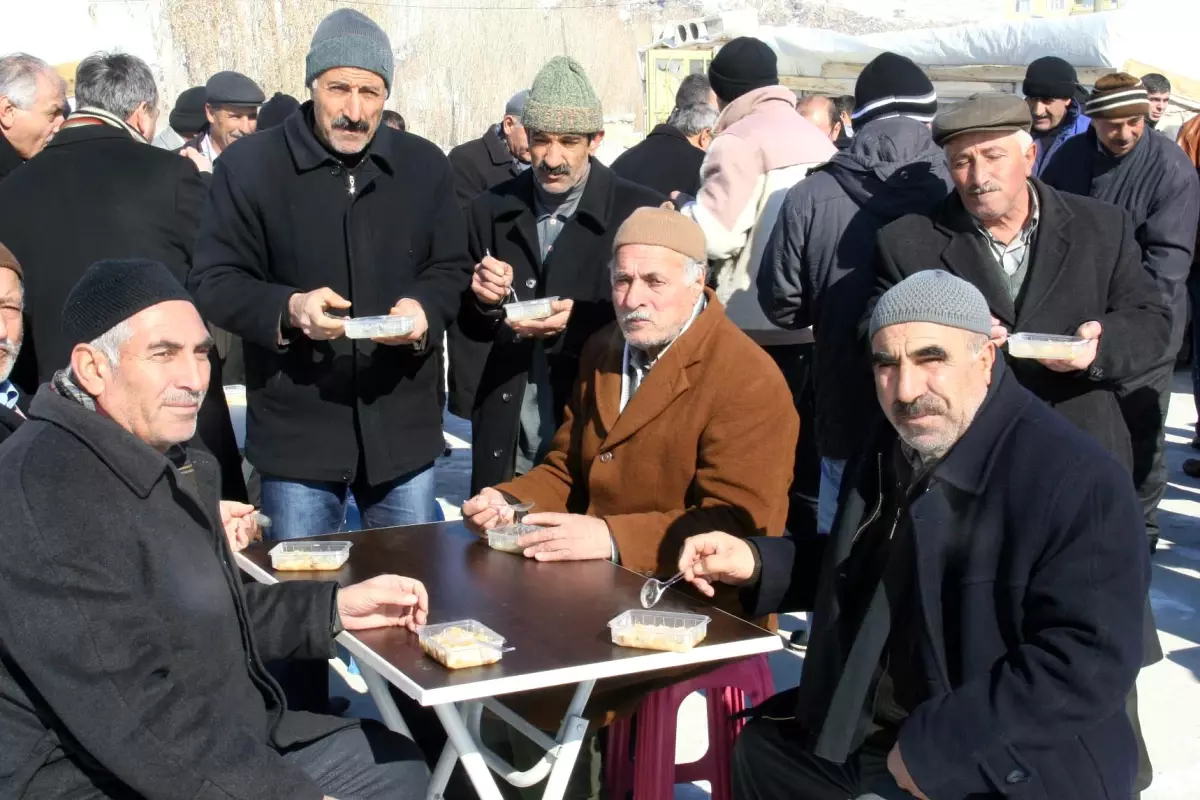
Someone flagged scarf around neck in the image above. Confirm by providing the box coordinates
[63,106,148,144]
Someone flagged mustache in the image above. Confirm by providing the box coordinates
[332,116,370,133]
[537,162,571,177]
[893,395,946,420]
[164,389,205,406]
[619,309,653,324]
[967,182,1003,196]
[0,341,18,357]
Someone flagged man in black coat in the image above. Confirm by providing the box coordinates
[679,271,1150,800]
[874,93,1171,473]
[1043,73,1200,552]
[609,102,713,197]
[0,53,67,181]
[461,56,664,493]
[0,241,26,444]
[190,10,471,539]
[0,52,247,502]
[0,259,431,800]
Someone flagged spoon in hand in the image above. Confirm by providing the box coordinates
[640,571,685,609]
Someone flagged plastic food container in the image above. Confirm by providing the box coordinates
[269,541,352,571]
[504,297,559,322]
[487,523,542,554]
[418,620,507,669]
[608,610,710,652]
[1006,332,1090,361]
[342,315,414,339]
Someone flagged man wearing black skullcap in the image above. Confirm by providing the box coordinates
[1021,56,1090,176]
[153,85,206,150]
[257,91,301,131]
[0,51,247,502]
[0,258,432,800]
[184,69,265,162]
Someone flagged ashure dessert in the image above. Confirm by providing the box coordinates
[268,541,351,571]
[608,610,710,653]
[418,620,506,670]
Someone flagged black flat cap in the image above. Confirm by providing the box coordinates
[933,92,1032,147]
[63,260,194,346]
[205,70,265,107]
[169,86,207,134]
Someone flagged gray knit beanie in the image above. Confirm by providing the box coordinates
[870,270,992,340]
[522,56,603,134]
[306,9,394,91]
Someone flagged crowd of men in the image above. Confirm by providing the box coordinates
[0,5,1195,798]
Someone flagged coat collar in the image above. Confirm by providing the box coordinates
[27,385,175,499]
[483,123,516,167]
[44,124,135,150]
[594,288,723,449]
[0,132,23,177]
[714,86,796,133]
[283,101,395,175]
[647,123,690,144]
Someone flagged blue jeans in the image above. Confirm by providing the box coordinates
[1191,273,1200,421]
[261,462,438,541]
[817,457,847,535]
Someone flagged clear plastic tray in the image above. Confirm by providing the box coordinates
[342,315,414,339]
[269,541,352,571]
[487,523,542,554]
[608,610,710,652]
[504,296,559,322]
[1006,332,1089,360]
[418,619,506,669]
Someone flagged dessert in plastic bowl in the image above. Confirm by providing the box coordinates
[608,610,710,652]
[342,314,414,339]
[418,620,507,669]
[504,296,559,322]
[1006,332,1090,360]
[269,541,352,571]
[487,523,542,554]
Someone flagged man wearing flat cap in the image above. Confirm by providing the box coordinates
[1021,56,1090,176]
[459,56,664,494]
[1044,73,1200,555]
[183,69,264,163]
[191,9,471,539]
[463,207,796,794]
[0,258,433,799]
[679,270,1150,800]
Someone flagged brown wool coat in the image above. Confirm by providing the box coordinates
[498,289,798,579]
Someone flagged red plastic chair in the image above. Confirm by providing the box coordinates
[605,654,775,800]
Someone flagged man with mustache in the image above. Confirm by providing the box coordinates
[181,70,264,166]
[0,241,26,443]
[190,8,471,541]
[0,259,432,800]
[462,208,796,796]
[679,270,1150,800]
[0,52,247,503]
[459,56,663,494]
[1021,56,1090,177]
[0,53,67,182]
[1044,73,1200,555]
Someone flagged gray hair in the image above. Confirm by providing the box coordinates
[75,52,158,120]
[671,103,718,137]
[0,53,60,109]
[88,320,132,369]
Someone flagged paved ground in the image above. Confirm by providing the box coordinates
[329,371,1200,798]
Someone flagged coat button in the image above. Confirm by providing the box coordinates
[1005,770,1028,784]
[492,449,503,458]
[599,452,613,463]
[526,278,537,289]
[502,392,512,402]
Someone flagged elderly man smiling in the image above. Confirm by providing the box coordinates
[679,270,1149,800]
[463,207,796,582]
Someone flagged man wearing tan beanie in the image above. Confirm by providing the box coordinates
[461,207,798,795]
[1044,72,1200,564]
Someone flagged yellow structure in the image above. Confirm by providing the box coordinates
[643,46,715,130]
[1007,0,1120,18]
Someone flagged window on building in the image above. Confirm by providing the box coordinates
[1014,0,1031,12]
[1049,0,1065,9]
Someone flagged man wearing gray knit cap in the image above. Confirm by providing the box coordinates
[677,267,1150,800]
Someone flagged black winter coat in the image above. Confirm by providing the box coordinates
[0,123,246,501]
[0,403,21,444]
[758,117,953,460]
[460,162,664,492]
[609,124,705,197]
[1042,127,1200,361]
[0,389,350,800]
[190,103,472,486]
[745,364,1149,800]
[0,133,23,182]
[873,181,1171,471]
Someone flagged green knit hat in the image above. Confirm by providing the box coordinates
[522,56,604,134]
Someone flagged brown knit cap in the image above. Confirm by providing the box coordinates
[612,207,707,263]
[1085,72,1150,119]
[0,242,21,280]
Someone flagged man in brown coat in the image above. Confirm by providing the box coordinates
[464,206,796,580]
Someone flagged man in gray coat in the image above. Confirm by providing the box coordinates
[757,52,952,534]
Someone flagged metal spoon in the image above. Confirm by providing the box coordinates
[640,571,685,609]
[491,501,534,524]
[485,248,519,305]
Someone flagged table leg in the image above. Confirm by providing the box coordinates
[357,661,413,739]
[433,701,505,800]
[539,680,594,800]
